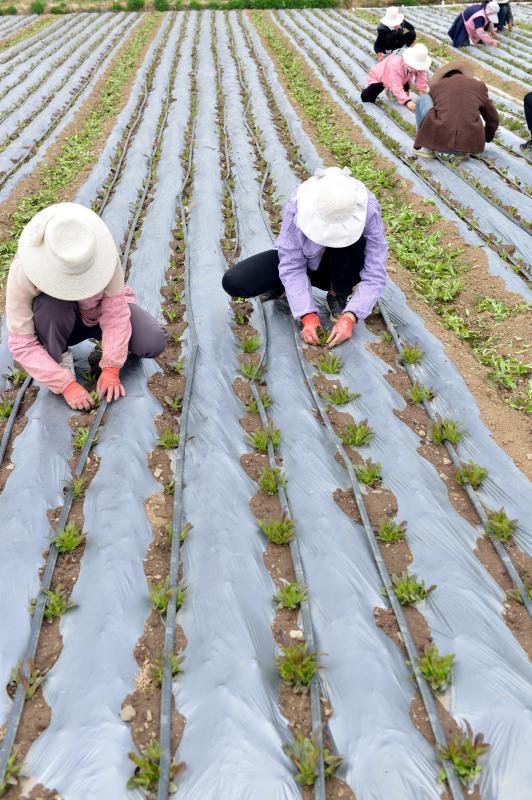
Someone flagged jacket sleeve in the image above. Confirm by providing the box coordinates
[474,15,496,43]
[389,58,411,104]
[345,195,388,321]
[414,70,429,95]
[8,333,74,394]
[374,28,387,54]
[277,202,317,320]
[404,20,415,32]
[480,88,500,142]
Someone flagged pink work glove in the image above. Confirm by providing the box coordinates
[327,314,355,348]
[301,312,321,345]
[97,367,126,403]
[63,381,95,411]
[377,52,384,61]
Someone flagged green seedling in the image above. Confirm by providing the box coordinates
[274,581,308,610]
[284,733,342,786]
[127,739,183,791]
[158,429,179,449]
[316,352,342,374]
[258,466,286,496]
[406,382,434,405]
[149,654,184,687]
[50,521,85,554]
[355,459,382,487]
[438,723,489,786]
[4,366,27,387]
[376,519,406,543]
[276,642,319,690]
[398,345,423,365]
[170,358,185,375]
[164,308,177,323]
[164,395,182,413]
[170,332,182,346]
[172,289,182,304]
[485,508,517,542]
[10,659,46,699]
[240,334,260,353]
[0,398,13,418]
[234,310,249,325]
[43,585,76,621]
[455,461,488,490]
[164,522,192,545]
[149,577,186,614]
[324,385,359,405]
[339,419,373,447]
[90,390,100,408]
[164,481,175,495]
[258,516,294,545]
[240,360,264,381]
[513,583,532,605]
[475,297,513,320]
[247,426,281,452]
[417,644,454,692]
[380,330,393,343]
[72,426,90,450]
[429,418,465,445]
[316,326,330,346]
[0,750,22,795]
[244,391,272,412]
[69,476,86,499]
[392,571,436,605]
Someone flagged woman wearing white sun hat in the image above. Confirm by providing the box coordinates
[222,167,387,349]
[6,203,168,410]
[362,42,431,112]
[448,2,500,48]
[374,6,417,61]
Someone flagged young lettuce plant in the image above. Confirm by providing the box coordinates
[276,642,320,690]
[244,390,272,412]
[376,519,406,543]
[258,466,286,496]
[50,521,85,554]
[323,384,359,405]
[429,418,465,445]
[417,644,454,693]
[391,571,436,605]
[164,395,182,413]
[316,326,330,347]
[0,750,22,795]
[398,344,423,365]
[258,516,294,545]
[455,461,488,490]
[247,426,281,452]
[127,740,183,792]
[43,585,77,621]
[438,723,489,787]
[72,426,91,450]
[406,382,434,405]
[284,733,342,785]
[274,581,308,610]
[240,360,264,381]
[149,577,186,615]
[149,654,184,687]
[158,429,179,449]
[484,508,517,542]
[339,419,373,447]
[0,398,13,418]
[316,352,342,374]
[240,333,260,353]
[355,459,382,487]
[10,659,46,699]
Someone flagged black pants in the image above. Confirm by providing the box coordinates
[525,92,532,137]
[222,240,366,300]
[496,3,512,28]
[361,81,409,104]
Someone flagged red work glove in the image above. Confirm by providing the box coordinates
[63,381,95,411]
[301,312,321,345]
[97,367,126,403]
[327,314,356,348]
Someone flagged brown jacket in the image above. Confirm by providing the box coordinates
[414,73,499,154]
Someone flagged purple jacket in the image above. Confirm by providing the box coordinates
[275,191,388,320]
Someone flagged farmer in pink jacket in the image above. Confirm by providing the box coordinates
[6,203,167,411]
[448,2,499,47]
[361,42,431,112]
[222,167,387,348]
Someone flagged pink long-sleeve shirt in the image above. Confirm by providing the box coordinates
[6,255,135,394]
[366,53,429,105]
[464,8,497,45]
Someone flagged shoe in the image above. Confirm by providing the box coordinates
[520,140,532,151]
[413,146,435,159]
[60,349,75,379]
[259,287,285,303]
[327,292,349,321]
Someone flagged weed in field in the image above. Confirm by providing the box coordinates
[164,395,182,414]
[285,733,342,785]
[438,724,489,786]
[50,521,85,554]
[455,461,488,490]
[72,427,90,450]
[475,297,513,320]
[316,352,342,374]
[485,355,530,391]
[244,390,272,412]
[158,429,179,449]
[43,585,76,621]
[392,571,436,605]
[258,516,294,545]
[276,642,319,690]
[258,466,286,496]
[324,385,359,405]
[149,654,183,688]
[240,334,260,353]
[355,459,382,487]
[417,644,454,692]
[247,426,281,452]
[339,419,373,447]
[0,750,22,795]
[0,398,13,418]
[429,418,465,445]
[4,367,27,387]
[406,382,434,405]
[376,519,406,543]
[398,345,423,365]
[127,739,183,792]
[10,659,46,699]
[485,508,517,542]
[274,581,308,610]
[240,360,264,381]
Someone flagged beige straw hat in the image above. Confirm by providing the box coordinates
[381,7,405,27]
[430,59,475,88]
[17,202,118,301]
[403,43,432,72]
[296,167,368,248]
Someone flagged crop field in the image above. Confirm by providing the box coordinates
[0,5,531,800]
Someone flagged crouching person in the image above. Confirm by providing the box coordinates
[361,43,431,112]
[6,203,168,410]
[413,60,499,159]
[222,167,387,348]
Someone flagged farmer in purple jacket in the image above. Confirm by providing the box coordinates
[222,167,387,348]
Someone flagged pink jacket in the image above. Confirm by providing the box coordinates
[464,8,496,45]
[366,53,429,105]
[6,256,135,394]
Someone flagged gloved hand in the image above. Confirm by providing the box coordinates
[301,312,321,346]
[97,367,126,403]
[377,52,384,61]
[327,314,355,348]
[63,381,95,411]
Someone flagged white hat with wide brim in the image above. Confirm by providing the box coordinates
[17,202,118,301]
[486,1,500,22]
[403,42,432,72]
[296,167,368,249]
[381,6,404,27]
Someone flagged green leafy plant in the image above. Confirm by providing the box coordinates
[455,461,488,490]
[417,644,454,692]
[158,429,179,449]
[164,481,175,495]
[43,585,76,621]
[240,360,264,381]
[50,521,85,554]
[316,352,342,374]
[429,418,465,445]
[0,750,22,795]
[355,459,382,487]
[339,419,373,447]
[72,426,90,450]
[392,571,436,605]
[234,309,248,325]
[10,659,46,699]
[475,297,513,320]
[164,395,182,413]
[438,724,489,786]
[485,508,517,542]
[323,384,359,405]
[240,334,260,353]
[126,0,144,9]
[247,426,281,452]
[258,516,294,545]
[316,326,330,346]
[0,398,13,418]
[398,345,423,365]
[164,308,177,323]
[274,581,308,610]
[258,466,286,496]
[376,519,406,543]
[149,577,186,615]
[149,654,183,687]
[276,643,319,690]
[285,733,342,786]
[381,330,393,343]
[127,739,182,791]
[407,382,434,405]
[170,358,185,375]
[5,367,27,386]
[68,476,86,499]
[244,391,272,412]
[30,0,45,13]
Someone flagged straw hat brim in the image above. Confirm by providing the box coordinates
[403,48,432,72]
[381,12,404,26]
[430,59,475,88]
[296,178,368,249]
[18,203,118,301]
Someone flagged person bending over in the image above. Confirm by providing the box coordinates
[6,203,168,410]
[496,0,513,31]
[222,167,387,349]
[448,2,500,47]
[522,92,532,150]
[361,42,431,113]
[413,60,499,159]
[374,6,416,61]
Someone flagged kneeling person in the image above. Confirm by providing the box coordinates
[6,203,168,410]
[222,167,387,348]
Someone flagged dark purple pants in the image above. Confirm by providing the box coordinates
[32,294,168,363]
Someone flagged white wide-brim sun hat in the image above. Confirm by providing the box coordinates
[381,6,404,27]
[17,202,118,301]
[403,42,432,72]
[486,1,500,22]
[296,166,368,249]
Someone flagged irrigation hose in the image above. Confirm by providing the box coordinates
[0,374,32,468]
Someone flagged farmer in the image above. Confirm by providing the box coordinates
[361,42,431,112]
[6,203,168,410]
[413,60,499,159]
[374,6,416,61]
[495,0,513,31]
[522,92,532,150]
[222,167,387,348]
[448,2,500,48]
